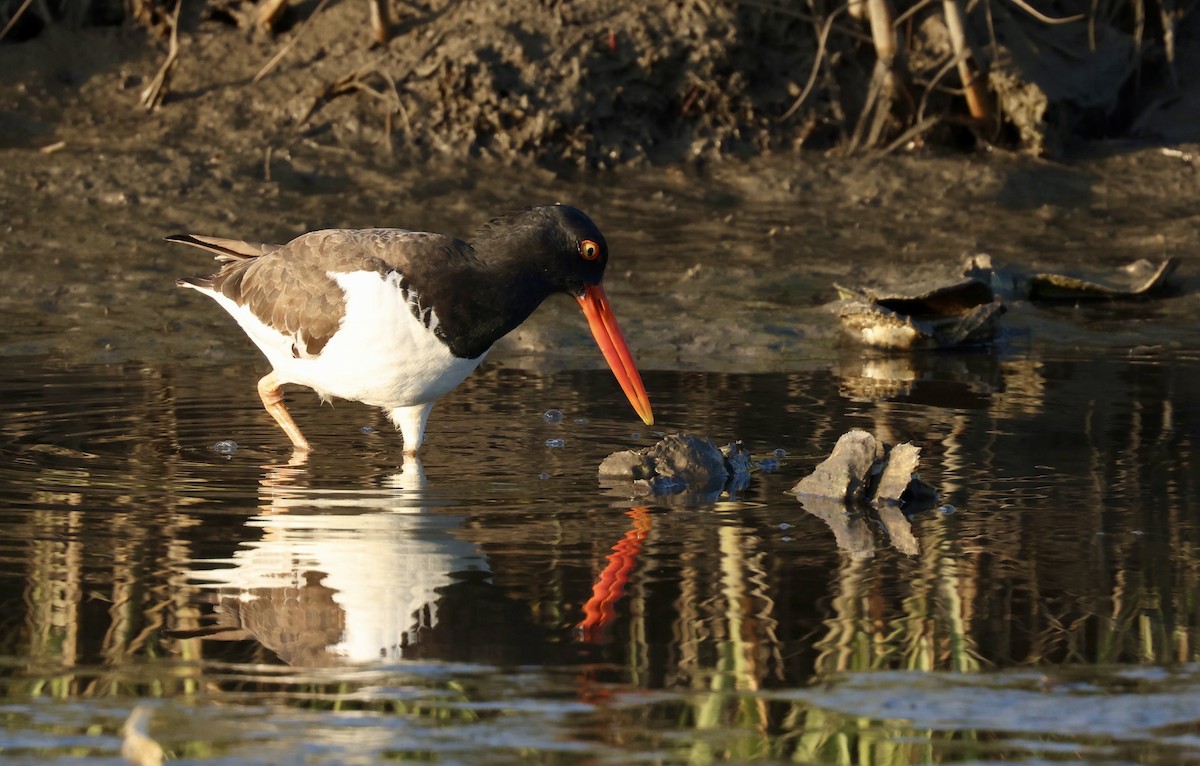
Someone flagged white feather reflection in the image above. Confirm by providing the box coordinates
[186,457,489,665]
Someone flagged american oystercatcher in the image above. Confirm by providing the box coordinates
[172,205,654,454]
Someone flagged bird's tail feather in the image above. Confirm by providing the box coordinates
[165,234,281,263]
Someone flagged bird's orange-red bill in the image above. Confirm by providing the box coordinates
[577,284,654,426]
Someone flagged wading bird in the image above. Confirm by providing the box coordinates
[172,205,653,454]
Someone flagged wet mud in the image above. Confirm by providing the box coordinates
[3,88,1200,372]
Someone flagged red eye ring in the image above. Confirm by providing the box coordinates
[580,239,601,261]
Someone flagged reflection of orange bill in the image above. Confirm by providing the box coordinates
[577,284,653,425]
[578,508,652,642]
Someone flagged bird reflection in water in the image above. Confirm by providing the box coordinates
[178,456,489,665]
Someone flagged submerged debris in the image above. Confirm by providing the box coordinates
[965,254,1180,301]
[599,434,753,503]
[211,439,238,456]
[834,278,1005,350]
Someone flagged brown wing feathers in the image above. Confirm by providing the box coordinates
[173,229,466,358]
[171,232,348,356]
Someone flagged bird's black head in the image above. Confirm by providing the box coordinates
[474,204,609,297]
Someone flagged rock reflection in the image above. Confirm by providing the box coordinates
[798,497,876,559]
[836,349,1002,409]
[795,497,921,558]
[183,457,489,665]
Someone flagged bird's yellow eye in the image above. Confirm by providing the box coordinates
[580,239,600,261]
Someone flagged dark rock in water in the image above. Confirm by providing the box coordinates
[211,439,238,456]
[599,434,753,503]
[789,429,939,557]
[964,253,1180,301]
[788,430,939,512]
[648,434,729,488]
[789,430,883,502]
[833,278,1005,350]
[873,442,921,506]
[721,441,754,494]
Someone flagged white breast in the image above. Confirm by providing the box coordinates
[201,270,485,409]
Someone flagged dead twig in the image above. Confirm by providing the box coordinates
[942,0,994,124]
[296,21,444,141]
[298,63,402,127]
[1008,0,1085,24]
[878,114,943,153]
[866,0,903,99]
[912,48,969,123]
[893,0,939,28]
[139,0,182,111]
[779,5,847,122]
[253,0,333,84]
[845,62,887,152]
[296,58,409,152]
[369,0,389,44]
[844,0,911,152]
[0,0,35,43]
[257,0,289,32]
[728,0,872,43]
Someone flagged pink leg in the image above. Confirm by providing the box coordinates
[257,372,312,451]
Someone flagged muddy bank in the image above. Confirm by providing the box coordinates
[3,0,1200,168]
[2,127,1199,371]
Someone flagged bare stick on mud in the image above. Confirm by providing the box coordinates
[257,0,289,31]
[254,0,334,83]
[299,63,402,153]
[780,6,846,122]
[866,0,902,98]
[847,0,912,151]
[140,0,182,111]
[369,0,389,45]
[0,0,35,43]
[942,0,994,127]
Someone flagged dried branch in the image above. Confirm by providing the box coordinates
[256,0,288,32]
[779,5,847,122]
[298,63,400,127]
[879,114,942,153]
[943,0,994,123]
[253,0,333,84]
[0,0,34,43]
[1008,0,1085,24]
[369,0,389,45]
[729,0,872,43]
[139,0,182,111]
